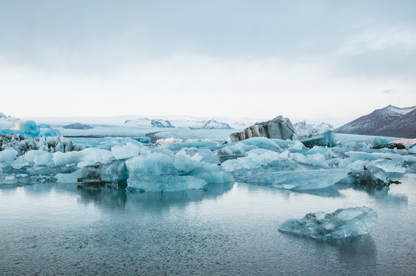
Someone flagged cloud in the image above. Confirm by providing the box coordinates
[383,89,399,94]
[0,0,416,125]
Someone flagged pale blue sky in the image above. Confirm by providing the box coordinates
[1,0,415,126]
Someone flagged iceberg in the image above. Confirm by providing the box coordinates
[278,207,378,239]
[229,115,296,142]
[293,120,334,140]
[79,160,128,185]
[125,150,232,192]
[0,149,18,166]
[347,165,399,187]
[300,130,336,148]
[111,142,142,160]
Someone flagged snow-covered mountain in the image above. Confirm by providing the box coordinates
[124,118,175,128]
[375,108,416,138]
[0,112,20,128]
[232,122,249,129]
[124,117,233,129]
[315,122,334,130]
[335,105,416,137]
[188,119,233,130]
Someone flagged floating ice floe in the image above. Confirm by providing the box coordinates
[278,207,378,240]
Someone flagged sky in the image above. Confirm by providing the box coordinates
[1,0,416,127]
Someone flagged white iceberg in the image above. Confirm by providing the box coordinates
[278,207,378,239]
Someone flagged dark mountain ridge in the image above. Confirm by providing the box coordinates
[335,105,416,138]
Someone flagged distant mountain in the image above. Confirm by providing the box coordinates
[335,105,416,137]
[188,119,233,130]
[232,122,249,129]
[0,112,20,128]
[124,118,175,128]
[375,108,416,138]
[63,123,93,130]
[123,117,233,130]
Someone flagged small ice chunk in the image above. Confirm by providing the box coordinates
[372,137,389,149]
[111,142,141,160]
[278,207,378,240]
[217,143,258,155]
[55,169,83,183]
[279,150,291,159]
[231,137,282,152]
[338,158,352,168]
[185,164,234,184]
[292,153,310,165]
[290,141,304,151]
[305,146,329,156]
[306,153,326,166]
[347,165,396,187]
[53,151,82,166]
[0,149,18,164]
[173,148,220,172]
[222,149,281,171]
[372,159,406,173]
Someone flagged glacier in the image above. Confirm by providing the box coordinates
[278,207,378,239]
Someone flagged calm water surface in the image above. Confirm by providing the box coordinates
[1,174,415,275]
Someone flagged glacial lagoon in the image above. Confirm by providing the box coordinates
[1,173,415,275]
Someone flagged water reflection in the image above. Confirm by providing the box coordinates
[334,182,409,206]
[282,232,377,269]
[76,186,128,209]
[0,181,235,210]
[127,181,234,206]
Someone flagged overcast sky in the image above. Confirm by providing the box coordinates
[1,0,415,126]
